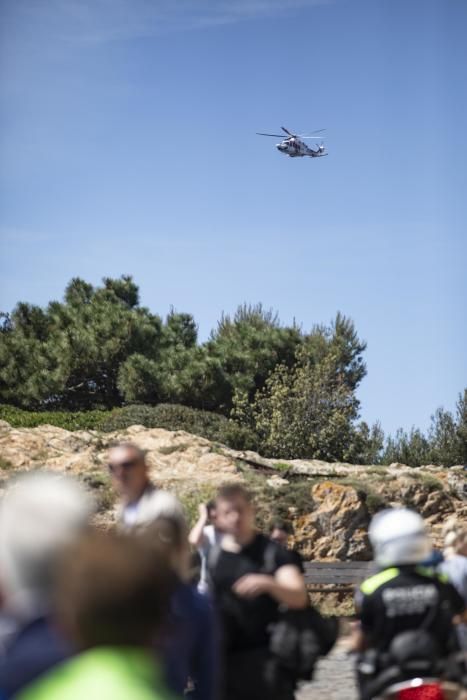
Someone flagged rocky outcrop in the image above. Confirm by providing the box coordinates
[0,421,465,560]
[293,482,371,560]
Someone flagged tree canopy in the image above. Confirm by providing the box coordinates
[1,276,464,466]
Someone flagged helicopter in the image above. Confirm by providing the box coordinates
[257,126,327,158]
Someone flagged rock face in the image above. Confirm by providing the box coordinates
[293,482,371,560]
[0,423,239,486]
[0,421,465,560]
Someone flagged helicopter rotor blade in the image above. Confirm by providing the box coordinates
[256,132,285,137]
[299,136,326,140]
[281,126,295,136]
[298,130,326,137]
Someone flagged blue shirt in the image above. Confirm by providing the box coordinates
[0,616,71,699]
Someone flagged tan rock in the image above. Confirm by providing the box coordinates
[291,481,371,561]
[266,475,290,489]
[0,421,465,561]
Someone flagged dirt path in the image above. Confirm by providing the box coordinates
[297,638,358,700]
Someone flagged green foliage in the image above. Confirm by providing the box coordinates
[364,466,390,477]
[2,275,462,467]
[81,470,116,512]
[456,389,467,459]
[118,310,230,410]
[322,311,367,391]
[0,276,164,409]
[0,404,109,431]
[239,349,362,461]
[0,456,14,471]
[230,313,370,462]
[117,355,163,405]
[381,390,467,467]
[179,485,217,526]
[261,479,315,523]
[234,459,315,529]
[405,472,444,492]
[343,422,385,465]
[427,390,467,465]
[339,477,386,514]
[208,303,302,411]
[382,428,431,467]
[274,462,292,472]
[154,347,230,412]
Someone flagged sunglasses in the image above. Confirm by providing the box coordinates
[107,459,140,473]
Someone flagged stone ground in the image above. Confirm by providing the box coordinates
[297,638,358,700]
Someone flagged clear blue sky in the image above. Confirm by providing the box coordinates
[1,0,466,435]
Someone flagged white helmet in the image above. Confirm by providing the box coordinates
[369,508,432,567]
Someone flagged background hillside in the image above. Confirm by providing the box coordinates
[1,276,466,467]
[0,420,465,564]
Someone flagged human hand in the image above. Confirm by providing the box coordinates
[198,503,208,521]
[232,574,273,598]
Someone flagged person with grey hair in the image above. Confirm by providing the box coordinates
[107,443,183,528]
[14,529,177,700]
[0,472,94,699]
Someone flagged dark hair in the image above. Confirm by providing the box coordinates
[206,499,216,513]
[55,530,173,648]
[269,519,294,536]
[216,483,252,505]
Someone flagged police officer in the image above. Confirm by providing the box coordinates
[351,508,466,700]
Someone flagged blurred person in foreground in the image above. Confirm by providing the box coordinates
[269,519,304,573]
[0,473,93,699]
[440,525,467,650]
[208,484,308,700]
[16,530,177,700]
[142,515,219,700]
[189,500,224,595]
[352,508,466,700]
[107,443,184,528]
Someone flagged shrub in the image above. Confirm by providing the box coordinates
[234,460,315,528]
[274,462,292,472]
[405,471,444,492]
[0,405,109,431]
[340,477,386,514]
[81,470,116,512]
[0,456,14,471]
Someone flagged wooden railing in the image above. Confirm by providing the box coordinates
[303,561,374,592]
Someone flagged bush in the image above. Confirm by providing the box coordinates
[98,404,258,450]
[405,472,444,492]
[80,470,116,512]
[0,405,109,431]
[0,456,14,471]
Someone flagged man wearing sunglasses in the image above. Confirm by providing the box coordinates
[107,443,183,528]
